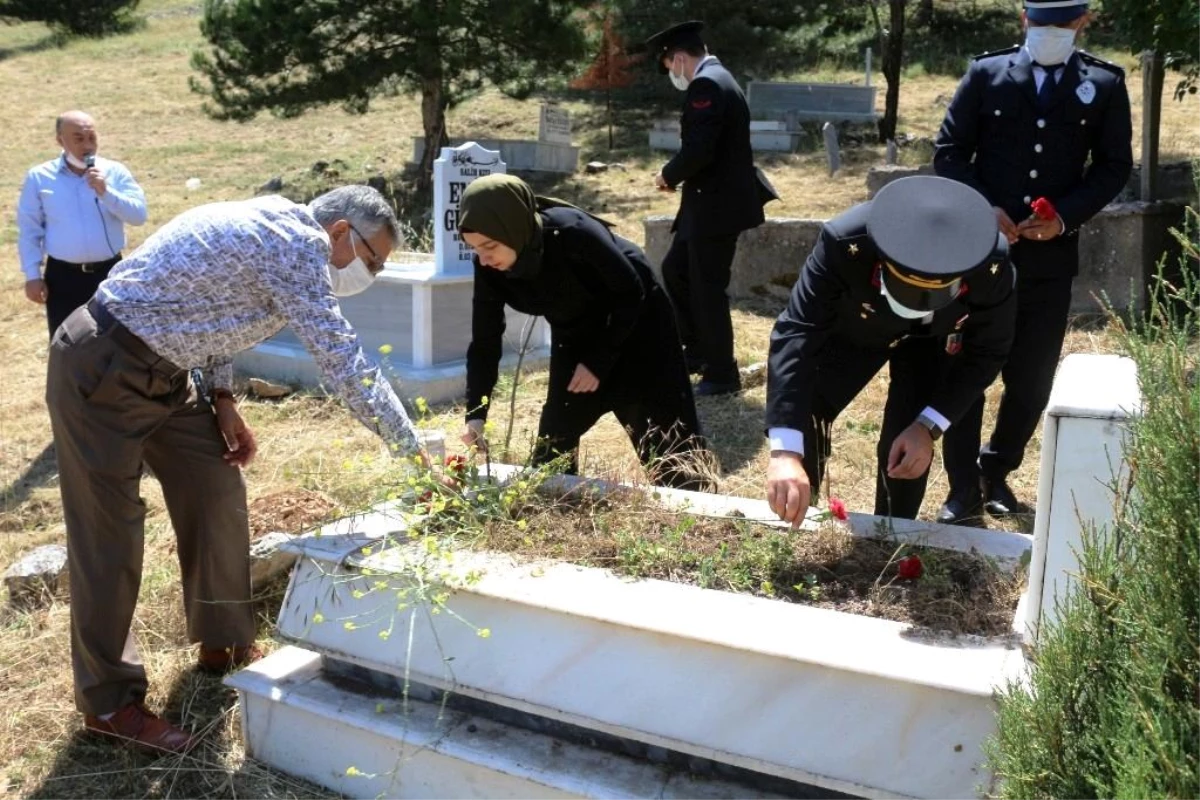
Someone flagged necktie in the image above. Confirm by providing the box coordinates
[1037,67,1057,110]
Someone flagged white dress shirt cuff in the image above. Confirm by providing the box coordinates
[768,427,804,456]
[920,406,951,432]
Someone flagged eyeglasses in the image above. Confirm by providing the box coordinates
[348,223,386,275]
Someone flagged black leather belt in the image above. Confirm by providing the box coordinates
[48,254,121,274]
[86,297,185,378]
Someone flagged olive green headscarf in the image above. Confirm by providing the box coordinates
[458,174,613,278]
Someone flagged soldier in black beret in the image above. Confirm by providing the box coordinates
[645,21,778,396]
[933,0,1132,524]
[765,176,1016,526]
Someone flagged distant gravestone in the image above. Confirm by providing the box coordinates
[4,544,67,610]
[433,142,507,276]
[538,104,572,146]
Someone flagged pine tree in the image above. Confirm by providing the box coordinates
[190,0,589,188]
[570,11,640,150]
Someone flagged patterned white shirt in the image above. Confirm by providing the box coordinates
[97,195,419,456]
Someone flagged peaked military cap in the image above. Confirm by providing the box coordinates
[1024,0,1089,24]
[644,21,705,74]
[868,176,999,313]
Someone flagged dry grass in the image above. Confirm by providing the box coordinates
[0,0,1193,796]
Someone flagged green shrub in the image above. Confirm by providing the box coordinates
[0,0,141,37]
[986,206,1200,798]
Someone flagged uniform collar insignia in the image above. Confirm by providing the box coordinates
[990,262,1000,275]
[848,243,859,256]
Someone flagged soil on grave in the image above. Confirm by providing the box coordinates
[247,489,336,540]
[457,492,1024,639]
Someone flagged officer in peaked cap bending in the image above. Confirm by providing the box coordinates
[932,0,1132,525]
[765,175,1017,526]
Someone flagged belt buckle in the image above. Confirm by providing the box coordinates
[80,263,96,274]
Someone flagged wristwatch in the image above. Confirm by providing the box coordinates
[915,413,943,442]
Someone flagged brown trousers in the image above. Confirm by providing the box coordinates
[46,303,255,716]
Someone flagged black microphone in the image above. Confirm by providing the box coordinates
[84,154,96,169]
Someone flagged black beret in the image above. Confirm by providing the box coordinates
[644,21,705,74]
[868,176,999,312]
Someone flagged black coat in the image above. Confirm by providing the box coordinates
[466,207,668,420]
[766,202,1017,432]
[934,47,1132,277]
[661,57,768,241]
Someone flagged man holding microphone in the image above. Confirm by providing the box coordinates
[17,110,147,337]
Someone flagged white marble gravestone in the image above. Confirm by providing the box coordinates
[235,142,551,403]
[538,104,572,147]
[433,142,506,276]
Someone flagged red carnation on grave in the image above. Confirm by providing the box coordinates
[897,555,924,580]
[416,489,434,513]
[1031,197,1057,221]
[445,454,468,479]
[828,497,848,521]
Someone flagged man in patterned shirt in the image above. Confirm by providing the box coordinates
[46,185,435,753]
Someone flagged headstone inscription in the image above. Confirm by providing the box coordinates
[433,142,507,276]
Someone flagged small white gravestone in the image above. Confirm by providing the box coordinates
[433,142,507,276]
[538,104,572,147]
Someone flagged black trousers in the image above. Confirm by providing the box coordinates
[660,232,740,384]
[942,268,1074,490]
[531,285,712,491]
[44,255,120,339]
[801,335,949,519]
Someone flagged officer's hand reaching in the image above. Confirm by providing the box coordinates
[767,451,810,527]
[567,363,600,393]
[654,172,674,192]
[994,207,1019,245]
[886,423,934,480]
[461,419,489,455]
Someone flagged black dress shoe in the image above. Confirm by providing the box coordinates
[983,477,1027,517]
[694,379,741,397]
[937,486,983,525]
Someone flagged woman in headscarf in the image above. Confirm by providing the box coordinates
[458,174,714,490]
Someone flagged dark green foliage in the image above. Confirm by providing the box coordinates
[0,0,140,36]
[191,0,589,181]
[1096,0,1199,98]
[986,196,1200,798]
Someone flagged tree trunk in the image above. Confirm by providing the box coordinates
[607,87,614,150]
[418,73,448,192]
[877,0,906,144]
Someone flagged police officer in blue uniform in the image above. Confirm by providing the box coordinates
[765,176,1016,526]
[646,21,777,396]
[933,0,1133,524]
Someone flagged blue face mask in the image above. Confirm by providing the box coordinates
[1026,25,1076,66]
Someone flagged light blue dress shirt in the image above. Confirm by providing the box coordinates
[16,153,147,280]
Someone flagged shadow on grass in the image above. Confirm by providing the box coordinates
[0,33,65,64]
[1,441,57,512]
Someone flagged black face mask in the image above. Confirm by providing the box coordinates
[504,225,545,280]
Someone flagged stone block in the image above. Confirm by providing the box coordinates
[4,544,68,609]
[250,531,298,591]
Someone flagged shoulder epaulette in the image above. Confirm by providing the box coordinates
[972,44,1020,62]
[1078,50,1126,74]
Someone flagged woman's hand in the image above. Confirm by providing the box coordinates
[461,419,489,454]
[567,364,600,393]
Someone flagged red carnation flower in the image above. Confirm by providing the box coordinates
[897,555,924,580]
[444,454,468,478]
[416,489,434,513]
[828,497,848,521]
[1031,197,1057,221]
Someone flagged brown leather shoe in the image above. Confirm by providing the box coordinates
[197,643,264,674]
[84,702,195,754]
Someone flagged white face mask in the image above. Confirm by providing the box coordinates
[65,152,95,170]
[668,56,690,91]
[1025,25,1077,66]
[881,281,932,320]
[327,232,377,297]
